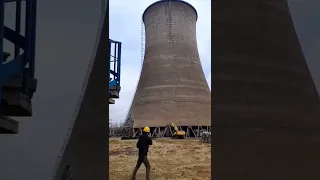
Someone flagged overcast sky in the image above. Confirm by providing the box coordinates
[0,0,320,180]
[109,0,212,125]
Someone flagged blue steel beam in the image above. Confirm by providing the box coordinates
[0,0,37,133]
[109,39,121,103]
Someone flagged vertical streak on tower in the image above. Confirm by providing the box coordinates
[212,0,320,179]
[129,0,211,131]
[141,20,145,67]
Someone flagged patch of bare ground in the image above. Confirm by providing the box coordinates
[109,138,211,180]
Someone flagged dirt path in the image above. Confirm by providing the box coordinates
[109,138,211,180]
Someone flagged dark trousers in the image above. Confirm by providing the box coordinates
[131,155,151,180]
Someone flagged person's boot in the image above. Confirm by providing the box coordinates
[146,167,151,180]
[131,170,137,180]
[130,175,136,180]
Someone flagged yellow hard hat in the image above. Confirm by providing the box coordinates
[143,126,150,133]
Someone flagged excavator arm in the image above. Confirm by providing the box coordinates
[170,122,179,132]
[169,122,185,138]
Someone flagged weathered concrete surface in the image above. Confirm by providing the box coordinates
[212,0,320,179]
[53,5,109,180]
[130,0,211,128]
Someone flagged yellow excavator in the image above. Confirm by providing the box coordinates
[169,122,185,139]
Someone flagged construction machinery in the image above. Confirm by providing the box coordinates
[169,122,185,139]
[0,0,38,134]
[109,39,121,104]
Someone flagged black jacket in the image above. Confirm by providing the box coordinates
[136,134,153,156]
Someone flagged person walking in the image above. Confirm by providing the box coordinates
[131,126,153,180]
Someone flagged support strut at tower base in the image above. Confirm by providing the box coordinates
[138,126,211,138]
[122,126,211,139]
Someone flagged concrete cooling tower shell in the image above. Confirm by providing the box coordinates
[129,0,211,129]
[211,0,320,179]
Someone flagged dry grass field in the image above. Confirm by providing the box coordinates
[109,138,211,180]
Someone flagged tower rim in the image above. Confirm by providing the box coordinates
[142,0,198,23]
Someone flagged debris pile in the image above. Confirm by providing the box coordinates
[199,130,211,143]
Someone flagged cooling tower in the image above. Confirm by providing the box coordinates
[212,0,320,179]
[128,0,211,136]
[52,4,109,180]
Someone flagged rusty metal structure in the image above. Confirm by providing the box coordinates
[211,0,320,179]
[126,0,211,138]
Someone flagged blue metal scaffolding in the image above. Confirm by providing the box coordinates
[0,0,37,133]
[109,39,121,104]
